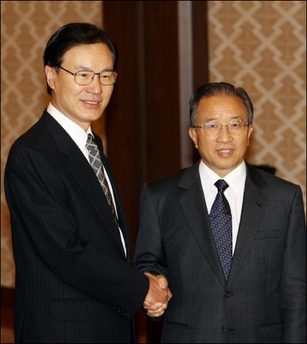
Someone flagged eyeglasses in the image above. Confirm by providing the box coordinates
[193,120,250,135]
[57,66,118,86]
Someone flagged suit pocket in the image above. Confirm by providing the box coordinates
[254,230,282,240]
[259,322,282,343]
[162,320,190,343]
[162,311,190,343]
[51,297,102,320]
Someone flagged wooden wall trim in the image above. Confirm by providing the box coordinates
[102,2,208,342]
[103,1,181,254]
[1,286,15,308]
[192,1,209,90]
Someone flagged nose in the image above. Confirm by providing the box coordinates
[217,125,233,142]
[86,74,103,94]
[220,124,231,132]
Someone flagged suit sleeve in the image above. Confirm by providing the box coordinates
[133,184,169,278]
[280,185,306,343]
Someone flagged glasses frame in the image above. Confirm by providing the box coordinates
[57,66,118,86]
[193,119,250,135]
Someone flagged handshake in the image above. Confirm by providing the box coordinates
[143,272,172,318]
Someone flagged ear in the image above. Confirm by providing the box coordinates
[246,124,254,146]
[188,127,198,149]
[45,65,56,90]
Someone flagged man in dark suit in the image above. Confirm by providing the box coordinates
[4,22,171,343]
[134,82,306,343]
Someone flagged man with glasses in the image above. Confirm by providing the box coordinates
[4,22,171,343]
[134,82,306,343]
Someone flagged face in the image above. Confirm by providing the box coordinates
[188,95,253,177]
[45,43,114,130]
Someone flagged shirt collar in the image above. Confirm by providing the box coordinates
[47,103,93,150]
[199,160,246,194]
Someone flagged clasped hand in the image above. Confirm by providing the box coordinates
[143,272,172,318]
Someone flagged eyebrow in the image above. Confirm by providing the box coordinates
[76,66,114,72]
[204,115,242,122]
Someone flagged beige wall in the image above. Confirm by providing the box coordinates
[207,1,306,208]
[1,1,306,288]
[1,1,103,287]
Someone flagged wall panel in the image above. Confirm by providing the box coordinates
[1,0,104,289]
[207,1,306,210]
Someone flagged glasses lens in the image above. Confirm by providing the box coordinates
[100,71,117,85]
[202,121,247,135]
[75,71,94,85]
[205,122,220,134]
[74,70,117,86]
[229,121,243,132]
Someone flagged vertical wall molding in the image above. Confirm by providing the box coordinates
[103,2,208,341]
[178,1,194,168]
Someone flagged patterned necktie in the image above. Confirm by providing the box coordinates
[209,179,232,280]
[85,134,119,227]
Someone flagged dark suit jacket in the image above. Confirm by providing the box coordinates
[134,162,306,343]
[4,110,149,343]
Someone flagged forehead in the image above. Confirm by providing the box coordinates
[197,95,248,119]
[62,43,113,65]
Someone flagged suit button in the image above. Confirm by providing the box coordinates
[224,291,232,298]
[113,304,127,314]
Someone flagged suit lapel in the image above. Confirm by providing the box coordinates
[178,164,226,285]
[178,162,269,286]
[41,111,126,255]
[228,166,268,284]
[93,134,130,256]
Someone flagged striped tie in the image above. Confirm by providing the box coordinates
[85,134,119,227]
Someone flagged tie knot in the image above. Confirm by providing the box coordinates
[86,133,94,145]
[214,179,229,193]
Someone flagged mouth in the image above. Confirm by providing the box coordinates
[217,148,233,157]
[83,100,101,105]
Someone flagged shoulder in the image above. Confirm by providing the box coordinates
[144,163,200,195]
[246,163,303,197]
[6,111,71,172]
[9,111,55,151]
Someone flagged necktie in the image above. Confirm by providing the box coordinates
[209,179,232,280]
[85,134,119,227]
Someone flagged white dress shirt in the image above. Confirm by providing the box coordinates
[199,160,246,254]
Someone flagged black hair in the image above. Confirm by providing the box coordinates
[189,82,254,126]
[43,22,118,94]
